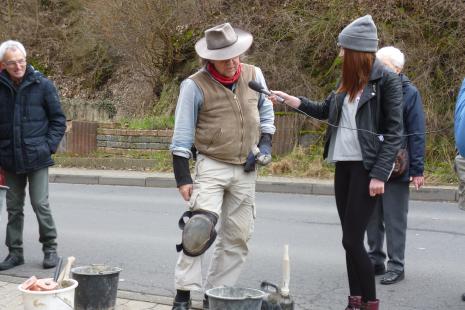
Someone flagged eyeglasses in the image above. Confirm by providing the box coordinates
[3,59,26,67]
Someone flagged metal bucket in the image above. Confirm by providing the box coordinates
[206,287,265,310]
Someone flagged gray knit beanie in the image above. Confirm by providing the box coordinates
[338,15,378,52]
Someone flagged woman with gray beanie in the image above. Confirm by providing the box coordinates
[270,15,403,310]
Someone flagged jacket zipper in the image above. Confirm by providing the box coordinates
[208,72,245,162]
[234,93,245,162]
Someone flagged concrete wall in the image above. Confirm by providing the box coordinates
[61,98,115,123]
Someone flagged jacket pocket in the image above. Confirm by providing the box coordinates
[23,136,50,166]
[188,190,200,210]
[0,139,13,169]
[0,139,11,150]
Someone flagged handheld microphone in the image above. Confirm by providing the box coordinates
[248,81,285,103]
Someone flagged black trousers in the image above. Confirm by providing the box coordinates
[334,161,378,301]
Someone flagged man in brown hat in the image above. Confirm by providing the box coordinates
[169,22,275,309]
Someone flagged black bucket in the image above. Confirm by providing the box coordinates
[71,264,122,310]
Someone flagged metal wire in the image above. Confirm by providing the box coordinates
[286,103,451,142]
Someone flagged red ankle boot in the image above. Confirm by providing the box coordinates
[345,295,362,309]
[361,299,379,310]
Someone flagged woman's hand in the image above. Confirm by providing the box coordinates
[269,90,301,109]
[369,178,385,197]
[411,176,424,190]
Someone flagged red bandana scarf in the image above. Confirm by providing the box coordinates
[207,62,242,86]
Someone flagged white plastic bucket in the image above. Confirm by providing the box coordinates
[18,278,78,310]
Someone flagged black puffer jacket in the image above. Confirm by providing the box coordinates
[298,59,403,182]
[0,65,66,174]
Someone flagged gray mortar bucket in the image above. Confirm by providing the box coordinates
[0,186,8,220]
[71,265,122,310]
[206,287,265,310]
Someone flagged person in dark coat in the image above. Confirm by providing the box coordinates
[270,15,403,310]
[366,46,426,285]
[0,40,66,270]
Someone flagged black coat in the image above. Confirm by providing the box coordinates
[0,65,66,174]
[298,59,403,182]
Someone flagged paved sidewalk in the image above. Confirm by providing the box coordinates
[49,167,459,202]
[0,274,196,310]
[0,280,169,310]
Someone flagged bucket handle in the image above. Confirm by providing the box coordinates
[260,281,280,294]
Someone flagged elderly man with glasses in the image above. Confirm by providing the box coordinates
[0,40,66,271]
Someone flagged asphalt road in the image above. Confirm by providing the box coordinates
[0,183,464,310]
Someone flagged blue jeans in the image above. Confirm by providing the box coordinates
[5,168,57,256]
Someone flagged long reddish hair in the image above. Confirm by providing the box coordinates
[337,48,375,101]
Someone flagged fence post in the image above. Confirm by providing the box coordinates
[273,113,303,156]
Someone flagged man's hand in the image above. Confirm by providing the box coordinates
[255,133,272,165]
[411,176,424,190]
[369,178,385,197]
[178,184,193,201]
[244,151,256,172]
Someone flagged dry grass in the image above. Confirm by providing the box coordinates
[262,146,335,179]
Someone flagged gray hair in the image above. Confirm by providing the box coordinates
[376,46,405,70]
[0,40,27,61]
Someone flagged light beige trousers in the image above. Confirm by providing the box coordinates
[174,154,256,292]
[455,154,465,210]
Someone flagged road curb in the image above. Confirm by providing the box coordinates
[49,172,459,202]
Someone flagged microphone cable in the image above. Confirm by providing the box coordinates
[248,79,452,142]
[288,103,451,142]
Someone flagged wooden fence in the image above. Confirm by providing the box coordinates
[273,113,305,155]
